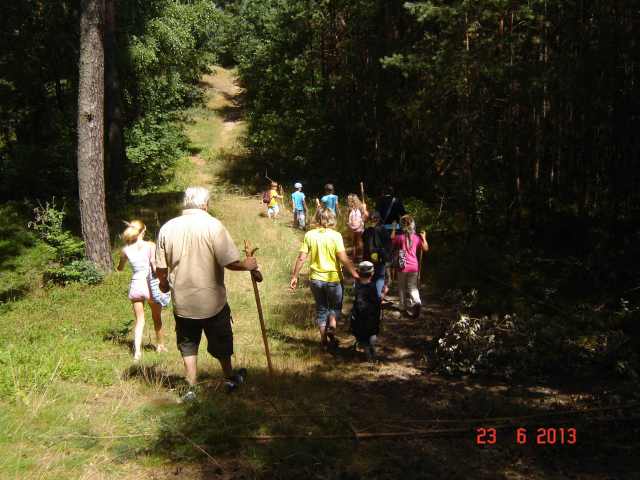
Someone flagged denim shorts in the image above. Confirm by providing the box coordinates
[309,280,343,328]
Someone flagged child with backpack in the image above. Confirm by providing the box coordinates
[362,211,391,300]
[318,183,340,215]
[291,182,307,229]
[263,181,282,219]
[347,193,368,260]
[391,214,429,318]
[349,261,382,360]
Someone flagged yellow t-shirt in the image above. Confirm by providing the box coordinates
[299,228,345,283]
[268,189,279,208]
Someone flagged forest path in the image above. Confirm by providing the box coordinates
[189,67,457,384]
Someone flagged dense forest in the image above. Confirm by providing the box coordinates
[1,1,639,372]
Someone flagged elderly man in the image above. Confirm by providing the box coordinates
[156,187,258,401]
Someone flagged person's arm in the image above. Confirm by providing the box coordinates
[116,250,127,271]
[362,203,369,220]
[336,250,359,279]
[420,231,429,252]
[290,252,308,289]
[157,268,169,293]
[303,198,308,212]
[390,222,398,240]
[225,257,258,271]
[335,198,340,216]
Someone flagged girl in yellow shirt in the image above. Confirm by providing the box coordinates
[290,208,359,348]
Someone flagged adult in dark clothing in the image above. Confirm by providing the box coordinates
[375,186,406,231]
[362,211,391,298]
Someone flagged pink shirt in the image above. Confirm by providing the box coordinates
[392,233,423,272]
[348,208,364,233]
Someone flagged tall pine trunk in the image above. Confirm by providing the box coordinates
[77,0,112,270]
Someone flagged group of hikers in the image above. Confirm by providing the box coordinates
[117,183,428,402]
[283,181,429,358]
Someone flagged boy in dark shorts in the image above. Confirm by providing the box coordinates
[349,261,382,360]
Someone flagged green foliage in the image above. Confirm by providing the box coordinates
[26,199,105,286]
[44,259,105,286]
[124,114,188,191]
[28,199,84,264]
[0,0,228,199]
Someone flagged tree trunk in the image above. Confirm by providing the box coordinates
[105,0,126,198]
[77,0,113,270]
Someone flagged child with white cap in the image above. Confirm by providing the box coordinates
[291,182,307,229]
[349,260,382,360]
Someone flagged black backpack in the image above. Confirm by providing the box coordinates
[364,227,389,265]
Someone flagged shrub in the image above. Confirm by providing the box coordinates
[27,199,84,263]
[125,115,188,192]
[27,199,105,287]
[44,259,105,286]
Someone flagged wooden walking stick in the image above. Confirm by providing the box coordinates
[243,240,274,376]
[360,181,365,204]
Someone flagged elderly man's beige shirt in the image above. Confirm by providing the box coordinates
[156,209,240,319]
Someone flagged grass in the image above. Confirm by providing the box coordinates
[0,67,638,479]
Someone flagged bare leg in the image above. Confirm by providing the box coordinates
[182,355,198,386]
[356,231,363,259]
[149,301,166,352]
[217,357,234,378]
[318,325,327,345]
[351,232,357,259]
[132,301,145,360]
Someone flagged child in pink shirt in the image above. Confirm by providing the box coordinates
[391,215,429,317]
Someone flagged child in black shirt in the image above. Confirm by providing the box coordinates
[349,261,382,360]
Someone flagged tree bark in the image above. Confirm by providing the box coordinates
[77,0,113,270]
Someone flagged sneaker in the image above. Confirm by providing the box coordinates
[180,389,198,403]
[410,304,422,318]
[225,368,247,393]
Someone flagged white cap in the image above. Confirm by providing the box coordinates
[294,182,303,189]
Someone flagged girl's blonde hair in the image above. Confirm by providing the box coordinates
[318,208,337,228]
[400,214,416,248]
[122,220,146,245]
[347,193,363,212]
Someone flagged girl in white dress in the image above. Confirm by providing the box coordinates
[117,220,166,361]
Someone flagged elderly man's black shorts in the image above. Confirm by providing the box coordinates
[174,303,233,359]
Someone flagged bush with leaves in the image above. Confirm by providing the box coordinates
[28,199,84,264]
[28,199,104,286]
[43,259,104,286]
